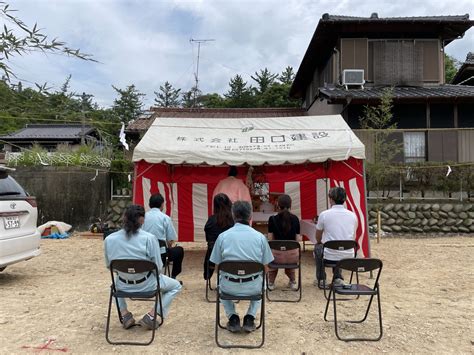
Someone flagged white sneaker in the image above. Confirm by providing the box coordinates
[288,281,298,291]
[268,282,275,291]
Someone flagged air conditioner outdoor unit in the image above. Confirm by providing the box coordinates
[342,69,365,86]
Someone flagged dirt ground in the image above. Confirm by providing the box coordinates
[0,235,473,354]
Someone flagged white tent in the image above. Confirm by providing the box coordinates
[132,115,365,165]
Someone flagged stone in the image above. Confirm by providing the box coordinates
[403,204,411,211]
[410,204,418,212]
[112,205,122,215]
[383,203,395,212]
[369,211,378,218]
[422,204,431,211]
[438,211,448,218]
[401,225,410,232]
[413,218,421,226]
[431,212,440,219]
[394,204,403,212]
[421,218,428,226]
[382,226,392,232]
[391,225,402,232]
[430,225,440,232]
[407,211,416,219]
[458,226,470,233]
[453,204,463,213]
[118,199,127,208]
[411,227,423,233]
[441,204,453,213]
[386,218,397,225]
[380,212,389,219]
[462,204,473,212]
[423,211,431,219]
[431,204,440,212]
[429,219,438,226]
[388,211,398,219]
[405,219,414,226]
[456,219,464,226]
[423,225,432,232]
[396,218,404,225]
[450,226,458,233]
[369,218,376,225]
[448,212,457,218]
[470,225,474,232]
[459,212,468,219]
[416,211,424,218]
[441,226,451,233]
[398,211,408,219]
[463,219,472,227]
[469,212,474,218]
[112,214,121,223]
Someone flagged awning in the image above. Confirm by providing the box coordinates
[132,115,365,165]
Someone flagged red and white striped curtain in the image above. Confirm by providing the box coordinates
[133,158,368,257]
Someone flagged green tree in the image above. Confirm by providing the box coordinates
[251,68,278,94]
[224,74,255,108]
[359,88,402,197]
[279,66,296,85]
[181,87,202,108]
[0,1,95,80]
[112,84,145,123]
[154,81,181,107]
[444,54,461,84]
[257,83,301,107]
[200,93,226,108]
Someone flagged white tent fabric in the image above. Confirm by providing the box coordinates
[132,115,365,165]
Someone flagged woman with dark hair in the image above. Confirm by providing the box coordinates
[267,194,301,291]
[203,193,234,279]
[104,205,182,330]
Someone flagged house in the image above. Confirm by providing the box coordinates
[0,124,101,152]
[452,52,474,85]
[289,13,474,163]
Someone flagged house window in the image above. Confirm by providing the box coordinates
[404,132,426,163]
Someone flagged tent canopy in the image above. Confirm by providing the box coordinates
[132,115,365,165]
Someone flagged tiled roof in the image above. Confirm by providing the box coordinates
[290,13,474,98]
[0,124,96,140]
[451,53,474,85]
[318,85,474,103]
[126,107,307,133]
[466,52,474,65]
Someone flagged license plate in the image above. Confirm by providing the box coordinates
[4,216,20,229]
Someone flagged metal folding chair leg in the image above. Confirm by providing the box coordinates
[265,267,302,303]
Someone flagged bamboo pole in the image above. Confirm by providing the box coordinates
[377,210,381,244]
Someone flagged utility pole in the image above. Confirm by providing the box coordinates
[190,38,215,107]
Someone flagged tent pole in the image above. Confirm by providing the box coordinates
[362,161,374,279]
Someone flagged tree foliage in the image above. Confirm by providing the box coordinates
[0,1,95,80]
[154,81,181,107]
[112,84,144,123]
[251,68,278,94]
[444,54,461,84]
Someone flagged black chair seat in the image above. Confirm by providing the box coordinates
[268,262,299,269]
[220,292,262,301]
[333,284,377,296]
[114,290,158,299]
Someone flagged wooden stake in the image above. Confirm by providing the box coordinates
[377,210,381,243]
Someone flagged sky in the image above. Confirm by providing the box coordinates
[5,0,474,108]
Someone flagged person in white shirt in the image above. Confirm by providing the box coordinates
[314,187,357,287]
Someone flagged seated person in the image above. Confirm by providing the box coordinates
[203,193,234,280]
[212,166,252,204]
[210,201,273,333]
[267,194,301,291]
[142,193,184,283]
[314,187,357,287]
[104,205,182,330]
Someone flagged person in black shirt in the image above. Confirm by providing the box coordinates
[267,194,301,290]
[203,193,234,279]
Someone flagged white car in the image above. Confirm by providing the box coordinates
[0,166,41,271]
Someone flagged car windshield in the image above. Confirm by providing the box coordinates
[0,175,27,198]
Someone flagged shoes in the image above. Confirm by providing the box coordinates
[333,278,347,287]
[288,281,298,291]
[138,313,160,330]
[226,314,241,333]
[267,282,275,291]
[121,312,135,329]
[242,315,256,333]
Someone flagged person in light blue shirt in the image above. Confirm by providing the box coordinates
[210,201,274,333]
[104,205,182,330]
[142,193,184,281]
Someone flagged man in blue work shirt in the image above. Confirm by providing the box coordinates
[210,200,274,333]
[104,205,182,330]
[142,193,185,283]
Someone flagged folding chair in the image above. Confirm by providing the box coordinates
[317,240,359,300]
[215,261,265,349]
[266,240,302,302]
[158,239,172,276]
[324,258,383,342]
[105,259,163,346]
[205,241,216,303]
